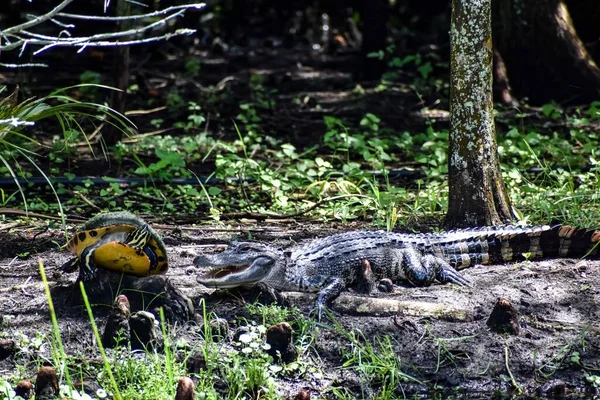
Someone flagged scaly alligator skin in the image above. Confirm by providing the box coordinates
[194,225,600,318]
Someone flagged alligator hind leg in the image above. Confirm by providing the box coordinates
[395,247,471,287]
[420,254,472,287]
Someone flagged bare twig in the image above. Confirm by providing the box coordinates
[0,62,48,68]
[73,191,102,211]
[124,106,167,116]
[283,292,473,321]
[0,208,84,222]
[0,2,206,61]
[2,0,75,35]
[58,4,206,22]
[0,222,22,232]
[121,127,178,143]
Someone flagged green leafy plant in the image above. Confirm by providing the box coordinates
[0,83,133,228]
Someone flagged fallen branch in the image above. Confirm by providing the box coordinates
[284,292,473,322]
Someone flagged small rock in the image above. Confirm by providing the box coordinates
[486,298,520,335]
[200,318,229,341]
[185,350,207,373]
[35,366,59,400]
[175,376,195,400]
[130,311,163,350]
[266,322,298,363]
[536,379,567,398]
[377,278,394,293]
[102,294,131,348]
[0,338,16,360]
[73,379,104,398]
[292,389,311,400]
[15,380,33,399]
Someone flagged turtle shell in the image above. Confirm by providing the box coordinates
[66,211,168,276]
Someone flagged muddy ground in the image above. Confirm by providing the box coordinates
[1,221,600,399]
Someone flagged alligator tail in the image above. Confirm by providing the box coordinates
[420,225,600,269]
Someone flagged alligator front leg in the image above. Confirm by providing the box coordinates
[395,247,471,287]
[313,277,345,321]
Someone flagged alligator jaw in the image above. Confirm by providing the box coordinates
[194,254,276,288]
[200,264,251,279]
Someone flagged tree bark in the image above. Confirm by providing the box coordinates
[104,0,131,146]
[493,0,600,105]
[565,0,600,60]
[493,46,518,107]
[446,0,513,228]
[359,0,388,80]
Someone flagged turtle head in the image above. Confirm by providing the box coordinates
[124,224,151,249]
[194,242,283,288]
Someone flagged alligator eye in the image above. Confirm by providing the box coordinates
[239,246,257,253]
[234,243,259,252]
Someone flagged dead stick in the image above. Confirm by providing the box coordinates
[74,190,102,211]
[284,292,472,322]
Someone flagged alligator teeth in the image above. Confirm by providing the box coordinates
[202,265,250,279]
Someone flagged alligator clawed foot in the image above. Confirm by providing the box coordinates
[437,264,472,287]
[256,283,288,306]
[309,303,329,322]
[415,254,472,288]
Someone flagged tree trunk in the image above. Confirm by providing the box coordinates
[493,0,600,105]
[493,46,518,107]
[446,0,513,228]
[104,0,131,146]
[359,0,388,80]
[565,0,600,60]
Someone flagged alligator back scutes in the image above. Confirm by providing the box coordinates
[293,230,398,261]
[392,225,553,245]
[293,225,600,269]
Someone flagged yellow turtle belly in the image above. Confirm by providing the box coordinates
[92,242,153,277]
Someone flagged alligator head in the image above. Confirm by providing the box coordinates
[194,242,284,288]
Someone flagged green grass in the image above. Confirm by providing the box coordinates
[4,92,600,230]
[323,313,422,400]
[2,70,600,231]
[0,272,322,399]
[1,265,444,399]
[0,83,133,232]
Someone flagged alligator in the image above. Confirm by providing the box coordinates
[194,225,600,319]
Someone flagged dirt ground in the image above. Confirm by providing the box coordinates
[1,221,600,399]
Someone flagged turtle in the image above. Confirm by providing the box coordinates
[62,211,168,281]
